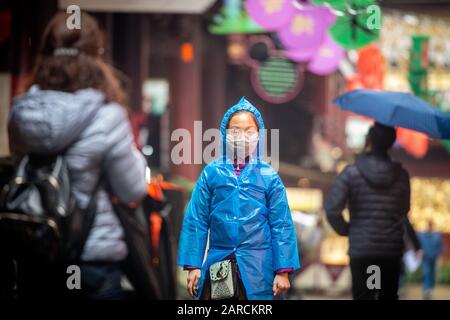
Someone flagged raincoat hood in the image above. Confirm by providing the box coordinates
[355,152,403,188]
[9,85,104,155]
[220,97,265,161]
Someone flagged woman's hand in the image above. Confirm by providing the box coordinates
[187,269,201,299]
[273,273,291,297]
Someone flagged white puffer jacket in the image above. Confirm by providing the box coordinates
[8,85,147,262]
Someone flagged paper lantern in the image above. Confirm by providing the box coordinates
[357,45,385,89]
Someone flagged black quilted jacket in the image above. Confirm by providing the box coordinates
[325,152,410,258]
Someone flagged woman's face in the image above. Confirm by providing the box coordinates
[226,112,259,159]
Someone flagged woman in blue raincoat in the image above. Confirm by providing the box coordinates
[177,97,300,300]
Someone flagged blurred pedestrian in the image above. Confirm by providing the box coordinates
[325,122,410,300]
[178,98,300,300]
[418,220,443,299]
[8,12,147,299]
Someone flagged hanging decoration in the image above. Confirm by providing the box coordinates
[209,0,264,34]
[400,35,431,158]
[284,45,319,62]
[310,0,345,6]
[342,44,385,91]
[245,35,305,103]
[307,34,345,75]
[245,0,295,31]
[408,35,430,99]
[328,0,381,50]
[244,0,381,76]
[208,1,384,103]
[277,4,335,51]
[356,44,385,89]
[251,55,304,103]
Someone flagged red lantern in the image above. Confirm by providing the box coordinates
[396,128,429,159]
[357,45,385,90]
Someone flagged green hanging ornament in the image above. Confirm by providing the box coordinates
[209,0,263,34]
[328,0,381,50]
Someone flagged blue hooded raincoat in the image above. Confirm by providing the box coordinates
[177,97,301,300]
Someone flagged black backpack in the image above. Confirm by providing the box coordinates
[0,154,100,265]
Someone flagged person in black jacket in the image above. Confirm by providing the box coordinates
[325,122,410,300]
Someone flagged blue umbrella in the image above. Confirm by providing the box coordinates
[333,89,450,139]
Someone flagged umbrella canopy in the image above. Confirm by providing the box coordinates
[333,89,450,139]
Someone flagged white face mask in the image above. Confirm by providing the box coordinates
[226,133,259,160]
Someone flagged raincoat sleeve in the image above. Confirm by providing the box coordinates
[267,174,301,271]
[177,169,211,269]
[325,166,351,236]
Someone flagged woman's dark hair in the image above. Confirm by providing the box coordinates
[365,122,397,152]
[31,11,128,107]
[226,110,259,130]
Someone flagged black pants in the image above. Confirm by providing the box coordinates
[0,256,124,300]
[350,256,401,300]
[6,260,69,300]
[79,262,124,300]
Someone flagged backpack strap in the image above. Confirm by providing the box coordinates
[70,172,104,263]
[62,107,104,262]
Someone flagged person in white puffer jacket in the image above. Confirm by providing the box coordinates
[8,11,147,300]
